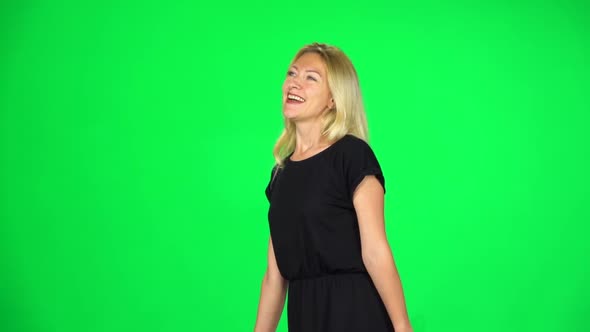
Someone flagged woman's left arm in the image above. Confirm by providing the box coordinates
[353,175,413,332]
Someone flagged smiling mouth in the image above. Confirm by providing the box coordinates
[287,93,305,103]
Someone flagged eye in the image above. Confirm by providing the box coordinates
[307,75,318,81]
[287,70,296,77]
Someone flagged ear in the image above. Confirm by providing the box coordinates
[327,97,335,110]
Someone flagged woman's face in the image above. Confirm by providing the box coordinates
[282,52,334,122]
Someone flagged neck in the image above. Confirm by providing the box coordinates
[293,121,327,154]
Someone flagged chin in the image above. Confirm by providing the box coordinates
[282,109,299,119]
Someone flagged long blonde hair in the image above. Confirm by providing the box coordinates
[273,42,369,167]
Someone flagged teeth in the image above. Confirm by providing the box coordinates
[288,94,305,102]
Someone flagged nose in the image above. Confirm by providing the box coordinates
[288,75,302,90]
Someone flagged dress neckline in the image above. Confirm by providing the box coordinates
[287,135,350,164]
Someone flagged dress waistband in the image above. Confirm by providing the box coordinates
[289,271,368,282]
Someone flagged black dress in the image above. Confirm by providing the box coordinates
[265,134,395,332]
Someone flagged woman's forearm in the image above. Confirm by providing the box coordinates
[363,244,412,331]
[254,272,289,332]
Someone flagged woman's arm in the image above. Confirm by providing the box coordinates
[353,175,413,332]
[254,236,289,332]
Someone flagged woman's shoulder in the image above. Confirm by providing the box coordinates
[335,134,374,155]
[333,134,383,168]
[332,134,386,194]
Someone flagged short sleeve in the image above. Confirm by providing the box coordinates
[343,138,386,197]
[265,164,279,202]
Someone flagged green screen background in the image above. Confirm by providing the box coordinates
[1,1,588,331]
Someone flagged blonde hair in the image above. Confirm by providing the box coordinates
[272,42,369,167]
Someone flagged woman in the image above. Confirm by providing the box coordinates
[254,42,413,332]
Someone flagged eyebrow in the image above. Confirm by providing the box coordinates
[291,65,323,76]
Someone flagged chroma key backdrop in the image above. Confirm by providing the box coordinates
[0,1,588,332]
